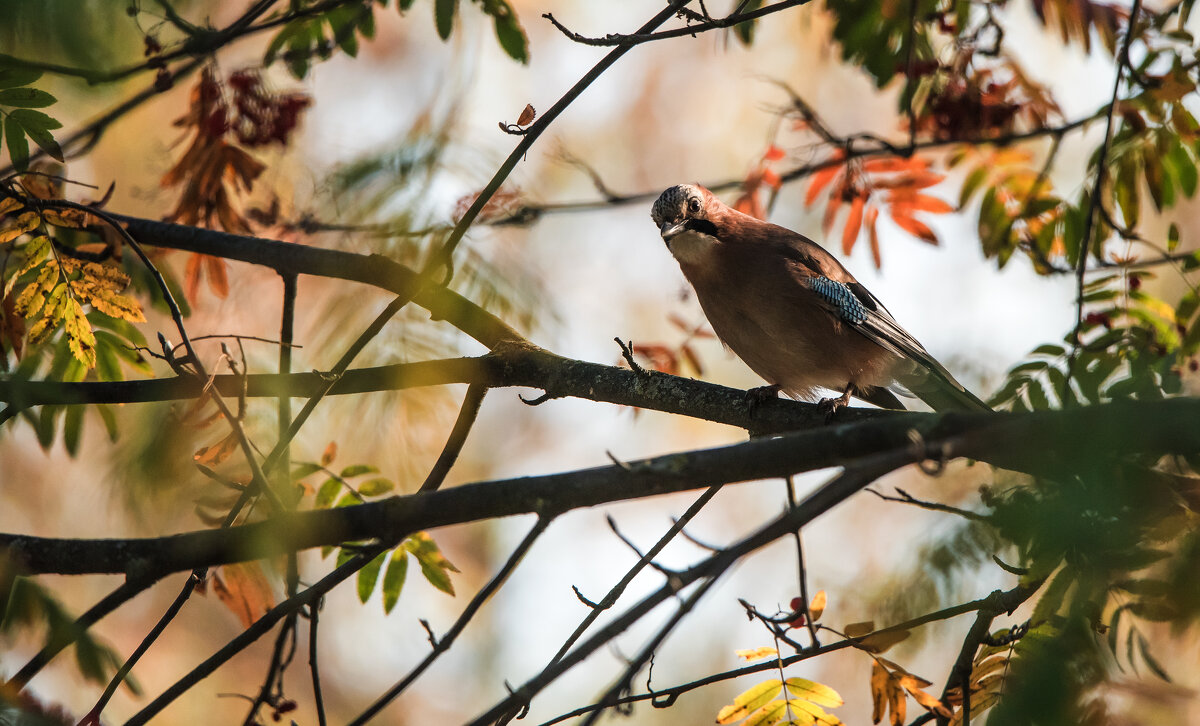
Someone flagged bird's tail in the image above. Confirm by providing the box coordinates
[894,363,991,412]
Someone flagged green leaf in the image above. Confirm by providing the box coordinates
[1168,222,1182,252]
[0,87,55,108]
[959,165,988,207]
[63,404,82,456]
[315,477,341,508]
[340,464,378,478]
[357,551,387,603]
[382,549,409,613]
[399,0,417,10]
[4,112,29,170]
[357,477,394,496]
[406,532,459,596]
[733,0,764,45]
[0,65,42,89]
[290,461,323,480]
[9,109,63,161]
[491,4,529,63]
[435,0,457,39]
[96,404,119,442]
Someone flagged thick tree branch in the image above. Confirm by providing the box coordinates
[2,398,1197,578]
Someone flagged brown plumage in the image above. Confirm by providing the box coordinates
[650,183,988,412]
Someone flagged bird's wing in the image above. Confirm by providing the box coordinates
[800,274,991,412]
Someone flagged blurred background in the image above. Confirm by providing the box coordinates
[3,0,1195,723]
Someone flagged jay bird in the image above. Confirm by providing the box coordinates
[650,183,989,413]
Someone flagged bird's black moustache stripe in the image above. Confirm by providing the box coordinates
[686,218,719,236]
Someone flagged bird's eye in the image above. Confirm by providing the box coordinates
[687,198,701,214]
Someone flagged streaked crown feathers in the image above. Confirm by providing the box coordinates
[650,184,707,228]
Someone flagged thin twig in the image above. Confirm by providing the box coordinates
[347,516,553,725]
[419,382,488,492]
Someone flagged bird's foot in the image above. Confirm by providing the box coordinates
[745,384,781,417]
[816,387,854,423]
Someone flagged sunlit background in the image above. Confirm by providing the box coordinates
[3,0,1196,724]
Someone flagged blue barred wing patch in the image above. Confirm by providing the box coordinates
[806,276,868,324]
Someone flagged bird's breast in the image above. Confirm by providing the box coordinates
[667,229,719,266]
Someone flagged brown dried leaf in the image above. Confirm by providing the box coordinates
[212,562,275,628]
[516,103,536,126]
[194,431,239,466]
[321,441,338,466]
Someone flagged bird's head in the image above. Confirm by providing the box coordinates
[650,184,721,245]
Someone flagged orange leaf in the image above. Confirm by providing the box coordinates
[842,196,865,255]
[735,190,766,220]
[205,254,230,298]
[891,210,939,245]
[822,190,842,236]
[866,204,882,269]
[212,563,275,628]
[763,144,785,162]
[184,253,203,302]
[762,166,782,190]
[889,192,954,215]
[321,441,338,466]
[805,154,846,207]
[862,156,921,174]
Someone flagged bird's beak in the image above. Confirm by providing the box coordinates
[660,220,687,241]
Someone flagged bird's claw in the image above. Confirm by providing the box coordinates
[817,388,853,423]
[745,384,781,417]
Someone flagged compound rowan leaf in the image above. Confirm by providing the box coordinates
[717,679,783,724]
[0,87,56,108]
[63,297,96,367]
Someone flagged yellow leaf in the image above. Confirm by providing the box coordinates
[63,297,96,368]
[809,590,827,622]
[737,647,780,661]
[42,207,92,229]
[744,700,787,726]
[786,698,842,725]
[15,235,50,278]
[888,676,906,726]
[0,197,23,216]
[844,621,875,638]
[717,680,784,724]
[0,211,40,244]
[785,678,843,708]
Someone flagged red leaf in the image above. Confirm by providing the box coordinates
[763,144,785,162]
[842,195,865,255]
[762,167,782,190]
[822,189,842,236]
